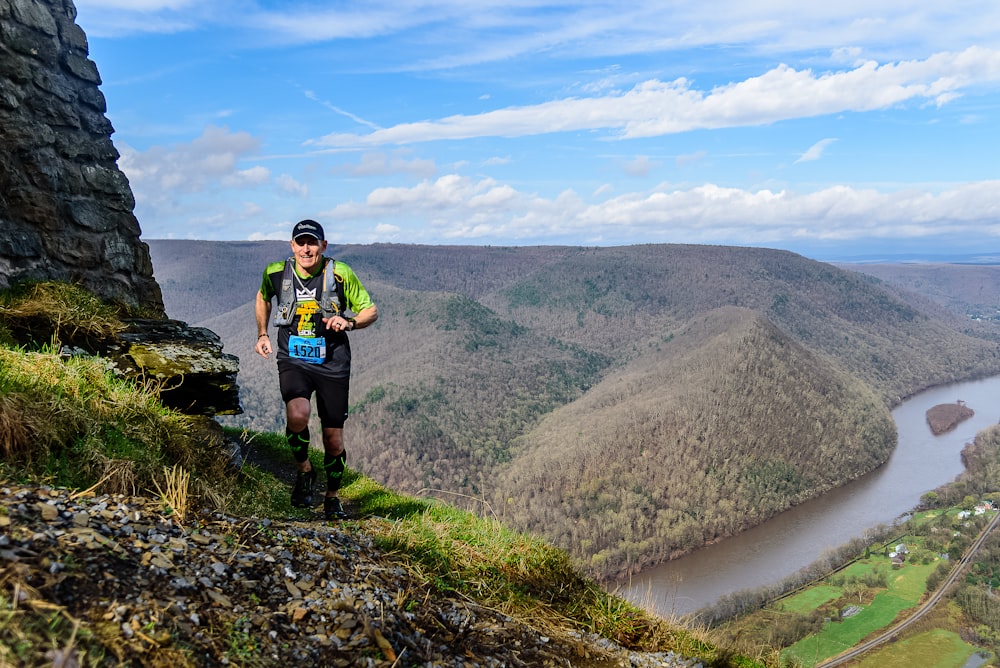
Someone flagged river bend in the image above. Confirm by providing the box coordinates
[619,376,1000,617]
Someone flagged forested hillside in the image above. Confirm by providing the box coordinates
[840,262,1000,327]
[498,307,895,577]
[148,241,1000,580]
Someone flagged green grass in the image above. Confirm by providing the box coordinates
[838,560,879,580]
[783,561,938,666]
[853,629,990,668]
[239,428,720,656]
[0,343,231,498]
[779,585,841,614]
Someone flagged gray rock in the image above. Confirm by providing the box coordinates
[0,0,242,417]
[0,0,164,315]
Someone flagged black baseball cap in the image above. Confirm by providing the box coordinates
[292,219,325,241]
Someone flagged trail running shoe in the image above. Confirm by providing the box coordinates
[290,470,316,508]
[324,496,347,520]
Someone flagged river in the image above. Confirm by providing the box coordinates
[617,375,1000,618]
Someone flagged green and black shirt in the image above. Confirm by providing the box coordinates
[259,257,373,378]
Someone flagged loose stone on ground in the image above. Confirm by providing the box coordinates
[0,482,698,667]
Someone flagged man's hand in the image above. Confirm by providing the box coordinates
[323,315,354,332]
[255,333,272,358]
[255,292,273,358]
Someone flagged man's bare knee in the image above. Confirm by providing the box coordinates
[286,398,311,431]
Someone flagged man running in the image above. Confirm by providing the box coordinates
[254,219,378,520]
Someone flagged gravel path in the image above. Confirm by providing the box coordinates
[0,482,701,667]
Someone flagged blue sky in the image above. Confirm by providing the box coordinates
[72,1,1000,260]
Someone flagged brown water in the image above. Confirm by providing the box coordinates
[618,376,1000,618]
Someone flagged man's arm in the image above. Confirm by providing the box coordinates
[324,303,377,333]
[254,291,273,358]
[352,304,378,330]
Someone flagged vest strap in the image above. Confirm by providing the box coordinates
[273,258,296,326]
[273,257,344,326]
[319,259,341,318]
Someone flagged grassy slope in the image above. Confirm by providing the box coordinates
[783,561,937,664]
[148,241,1000,580]
[853,629,985,668]
[0,320,748,666]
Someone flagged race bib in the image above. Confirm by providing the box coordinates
[288,335,326,364]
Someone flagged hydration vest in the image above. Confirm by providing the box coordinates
[273,257,346,326]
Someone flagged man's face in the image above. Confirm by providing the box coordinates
[291,235,327,273]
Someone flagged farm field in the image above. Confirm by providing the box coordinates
[851,628,988,668]
[782,559,936,665]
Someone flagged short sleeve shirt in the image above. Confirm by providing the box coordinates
[259,257,373,378]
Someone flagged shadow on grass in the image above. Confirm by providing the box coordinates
[341,469,434,519]
[227,428,436,521]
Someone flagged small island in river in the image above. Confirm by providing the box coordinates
[926,400,975,435]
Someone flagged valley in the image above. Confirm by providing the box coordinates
[148,240,1000,581]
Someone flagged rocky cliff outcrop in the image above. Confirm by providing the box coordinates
[0,0,241,415]
[0,0,163,313]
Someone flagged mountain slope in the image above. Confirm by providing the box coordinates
[497,307,894,577]
[837,262,1000,327]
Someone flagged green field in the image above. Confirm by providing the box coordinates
[782,560,936,665]
[853,629,990,668]
[779,585,841,614]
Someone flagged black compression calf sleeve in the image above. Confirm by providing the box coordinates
[286,427,310,463]
[324,450,346,493]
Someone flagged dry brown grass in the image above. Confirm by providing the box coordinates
[0,340,227,506]
[0,350,88,461]
[154,464,190,524]
[0,281,125,347]
[0,393,32,460]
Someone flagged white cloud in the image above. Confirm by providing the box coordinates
[795,138,838,163]
[249,2,1000,70]
[342,151,437,178]
[374,223,402,237]
[118,126,281,223]
[223,166,270,188]
[249,229,292,241]
[303,91,381,131]
[76,1,1000,250]
[245,5,431,42]
[621,155,661,177]
[321,173,1000,245]
[119,125,261,192]
[74,1,1000,69]
[276,174,309,197]
[77,0,194,8]
[73,0,203,36]
[313,47,1000,147]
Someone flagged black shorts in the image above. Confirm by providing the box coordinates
[277,361,350,429]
